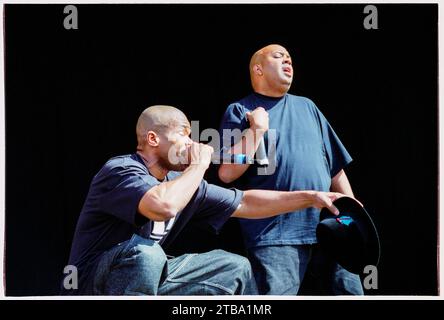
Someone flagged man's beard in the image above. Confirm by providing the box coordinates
[158,151,189,172]
[168,162,189,172]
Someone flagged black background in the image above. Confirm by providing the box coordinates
[4,4,438,296]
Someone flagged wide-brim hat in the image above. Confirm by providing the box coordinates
[316,196,380,274]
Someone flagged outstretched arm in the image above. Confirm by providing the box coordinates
[232,190,342,219]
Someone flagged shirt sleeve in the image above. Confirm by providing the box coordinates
[312,101,353,177]
[192,181,244,234]
[219,103,249,149]
[96,161,157,226]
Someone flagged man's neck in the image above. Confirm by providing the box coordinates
[137,150,168,181]
[254,86,288,98]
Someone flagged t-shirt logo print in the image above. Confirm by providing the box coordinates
[150,218,176,242]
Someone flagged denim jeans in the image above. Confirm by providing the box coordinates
[248,244,364,295]
[93,234,258,295]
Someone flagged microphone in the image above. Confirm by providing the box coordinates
[245,112,269,166]
[255,137,269,166]
[211,153,255,164]
[213,130,269,165]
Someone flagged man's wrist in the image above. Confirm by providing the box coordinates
[250,126,267,137]
[188,162,210,171]
[295,190,317,206]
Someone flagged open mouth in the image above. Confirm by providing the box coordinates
[283,66,293,75]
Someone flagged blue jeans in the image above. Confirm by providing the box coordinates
[248,244,364,295]
[93,234,258,295]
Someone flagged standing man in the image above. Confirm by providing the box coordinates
[64,105,343,295]
[218,44,364,295]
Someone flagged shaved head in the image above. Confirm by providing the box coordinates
[249,44,287,75]
[136,105,189,147]
[249,44,293,97]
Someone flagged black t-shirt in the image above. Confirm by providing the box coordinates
[65,153,243,294]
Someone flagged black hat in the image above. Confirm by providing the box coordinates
[316,196,380,274]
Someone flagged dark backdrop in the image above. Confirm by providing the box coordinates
[4,4,438,296]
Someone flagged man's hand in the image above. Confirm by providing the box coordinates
[246,107,269,133]
[189,142,214,169]
[310,191,344,215]
[139,142,213,222]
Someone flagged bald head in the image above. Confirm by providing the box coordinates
[136,105,189,148]
[249,44,285,75]
[249,45,271,72]
[249,44,287,69]
[249,44,293,97]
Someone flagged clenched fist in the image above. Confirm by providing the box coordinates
[246,107,269,133]
[189,142,214,169]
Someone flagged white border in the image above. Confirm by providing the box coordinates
[438,0,442,298]
[1,2,5,300]
[0,0,441,300]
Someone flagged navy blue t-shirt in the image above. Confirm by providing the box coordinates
[219,93,352,248]
[66,153,243,294]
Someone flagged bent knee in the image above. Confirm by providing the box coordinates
[216,251,253,275]
[132,244,167,269]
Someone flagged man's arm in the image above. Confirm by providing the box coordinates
[218,128,265,183]
[330,169,354,197]
[232,189,342,219]
[218,107,268,183]
[138,143,213,221]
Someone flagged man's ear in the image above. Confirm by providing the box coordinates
[146,131,160,147]
[253,64,263,76]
